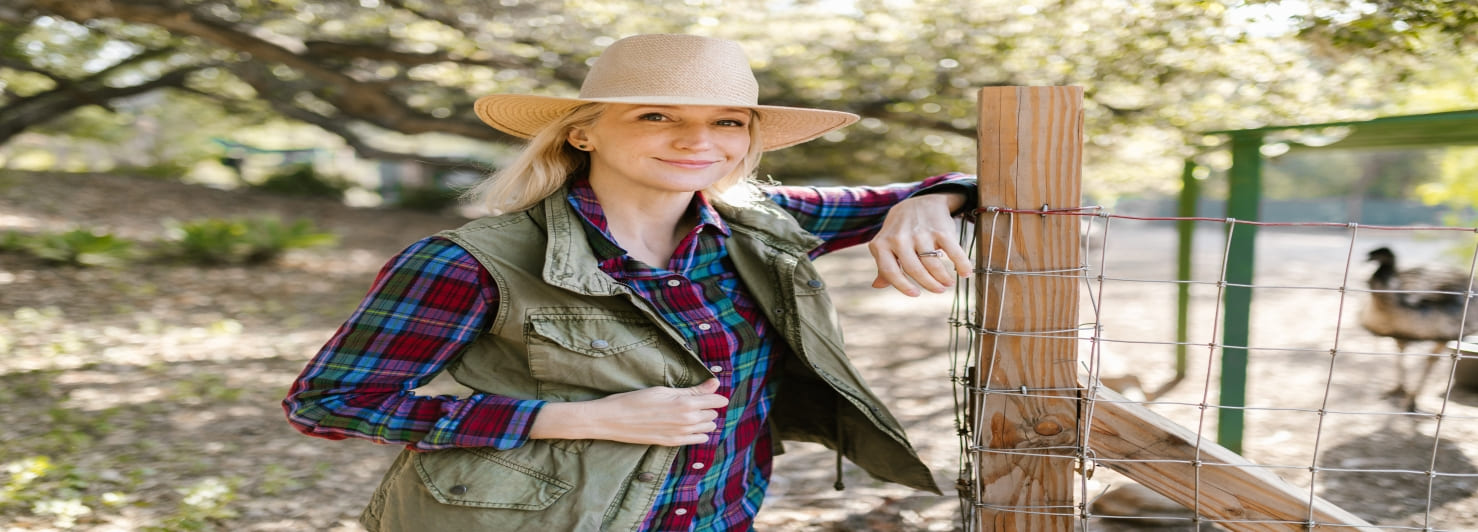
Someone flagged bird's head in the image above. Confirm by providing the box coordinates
[1367,247,1396,267]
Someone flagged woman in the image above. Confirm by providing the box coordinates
[284,34,977,531]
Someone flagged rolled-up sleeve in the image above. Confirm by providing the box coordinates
[282,237,544,451]
[764,172,977,258]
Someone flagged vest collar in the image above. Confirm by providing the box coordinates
[533,187,824,295]
[536,190,626,296]
[709,194,823,255]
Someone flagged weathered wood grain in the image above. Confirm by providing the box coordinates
[973,86,1084,531]
[1087,388,1377,530]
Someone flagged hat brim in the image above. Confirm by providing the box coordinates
[473,94,859,151]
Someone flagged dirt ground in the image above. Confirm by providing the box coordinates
[2,171,1476,531]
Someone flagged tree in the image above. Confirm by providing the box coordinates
[1285,0,1478,56]
[3,0,1474,196]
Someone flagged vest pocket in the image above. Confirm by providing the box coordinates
[414,447,572,510]
[525,312,675,397]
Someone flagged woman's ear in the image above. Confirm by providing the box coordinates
[567,128,591,151]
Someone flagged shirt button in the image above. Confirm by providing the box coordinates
[692,462,705,469]
[449,484,468,496]
[807,279,823,288]
[590,339,610,349]
[708,365,723,373]
[636,472,657,482]
[666,279,682,287]
[696,323,712,331]
[674,508,689,516]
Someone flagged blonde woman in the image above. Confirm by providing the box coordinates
[285,34,977,531]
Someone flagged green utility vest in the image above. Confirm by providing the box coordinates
[360,189,938,532]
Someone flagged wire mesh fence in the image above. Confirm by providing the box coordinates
[950,208,1478,531]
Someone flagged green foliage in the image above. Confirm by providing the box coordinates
[160,217,337,266]
[255,464,303,496]
[145,476,241,531]
[111,163,194,181]
[7,0,1478,199]
[0,456,54,509]
[0,456,112,529]
[3,228,136,267]
[0,230,22,253]
[393,183,461,212]
[43,406,120,453]
[248,163,345,199]
[1291,0,1478,54]
[171,373,243,403]
[1263,149,1440,200]
[0,370,58,403]
[1415,147,1478,225]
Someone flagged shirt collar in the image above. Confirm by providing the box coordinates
[565,177,730,262]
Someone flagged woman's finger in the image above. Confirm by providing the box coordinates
[916,248,959,289]
[868,242,917,295]
[941,241,974,278]
[902,249,950,293]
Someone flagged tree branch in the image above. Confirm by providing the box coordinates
[0,57,67,86]
[20,0,607,154]
[31,0,524,142]
[274,103,493,171]
[0,63,207,145]
[302,40,526,69]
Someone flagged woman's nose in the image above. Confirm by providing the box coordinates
[672,123,714,150]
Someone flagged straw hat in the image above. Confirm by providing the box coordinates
[473,34,859,151]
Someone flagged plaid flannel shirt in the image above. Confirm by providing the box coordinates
[284,172,975,531]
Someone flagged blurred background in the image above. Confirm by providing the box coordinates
[2,0,1476,530]
[1,0,1475,217]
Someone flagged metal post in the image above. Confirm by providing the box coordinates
[1218,132,1262,454]
[1175,159,1199,381]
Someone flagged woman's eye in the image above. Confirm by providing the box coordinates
[716,119,746,127]
[638,113,668,122]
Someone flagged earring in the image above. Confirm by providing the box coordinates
[576,144,588,150]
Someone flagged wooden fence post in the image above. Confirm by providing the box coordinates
[972,86,1084,530]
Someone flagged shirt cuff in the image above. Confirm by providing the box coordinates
[418,394,547,451]
[909,174,978,217]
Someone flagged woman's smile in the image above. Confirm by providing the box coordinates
[571,104,752,198]
[659,157,721,169]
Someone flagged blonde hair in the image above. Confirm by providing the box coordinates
[468,103,766,215]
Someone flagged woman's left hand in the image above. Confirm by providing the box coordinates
[867,193,973,296]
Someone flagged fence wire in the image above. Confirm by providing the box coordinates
[948,207,1478,531]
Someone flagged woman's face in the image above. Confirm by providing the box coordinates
[570,104,752,198]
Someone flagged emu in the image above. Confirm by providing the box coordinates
[1358,247,1477,411]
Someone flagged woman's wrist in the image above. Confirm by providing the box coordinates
[900,192,964,214]
[528,401,594,440]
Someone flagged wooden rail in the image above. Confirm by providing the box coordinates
[1088,388,1376,530]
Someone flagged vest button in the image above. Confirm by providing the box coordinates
[590,339,610,349]
[449,484,468,496]
[807,279,823,288]
[636,472,657,482]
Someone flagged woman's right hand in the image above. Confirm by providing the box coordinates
[528,379,728,446]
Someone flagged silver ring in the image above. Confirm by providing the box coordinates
[916,249,946,258]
